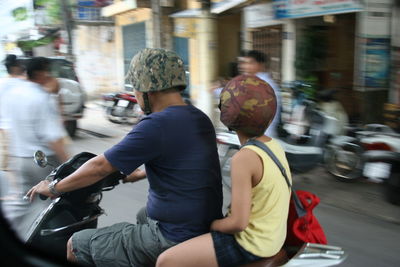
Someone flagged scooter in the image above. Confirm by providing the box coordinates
[20,151,347,267]
[277,86,349,172]
[22,151,125,258]
[325,124,400,205]
[102,86,144,124]
[253,243,347,267]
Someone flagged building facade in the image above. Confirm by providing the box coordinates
[242,0,395,124]
[98,0,398,124]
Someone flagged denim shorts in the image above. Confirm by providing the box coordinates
[71,207,176,267]
[211,231,263,267]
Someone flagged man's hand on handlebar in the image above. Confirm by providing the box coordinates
[25,180,57,202]
[123,169,146,183]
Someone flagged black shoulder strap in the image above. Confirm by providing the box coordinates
[244,139,306,216]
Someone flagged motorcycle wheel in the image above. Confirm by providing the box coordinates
[385,165,400,205]
[325,144,363,182]
[106,107,124,124]
[126,103,144,124]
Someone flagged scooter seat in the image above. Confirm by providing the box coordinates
[239,249,289,267]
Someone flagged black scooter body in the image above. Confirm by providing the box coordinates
[25,152,124,258]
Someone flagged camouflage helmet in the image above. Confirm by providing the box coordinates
[219,75,277,137]
[126,48,187,92]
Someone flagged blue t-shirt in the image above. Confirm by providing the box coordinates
[104,105,223,242]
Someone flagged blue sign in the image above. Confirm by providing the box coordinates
[364,38,390,88]
[273,0,363,19]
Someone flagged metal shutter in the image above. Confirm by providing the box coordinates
[252,25,283,84]
[173,37,189,67]
[123,22,146,76]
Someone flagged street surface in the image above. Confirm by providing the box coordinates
[63,102,400,266]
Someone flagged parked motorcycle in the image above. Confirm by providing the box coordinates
[325,124,400,204]
[22,151,125,258]
[102,87,144,124]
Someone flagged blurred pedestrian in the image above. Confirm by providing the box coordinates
[0,55,25,171]
[211,53,248,129]
[0,57,69,238]
[241,50,281,137]
[211,52,247,99]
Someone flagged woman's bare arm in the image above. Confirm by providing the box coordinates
[211,148,261,234]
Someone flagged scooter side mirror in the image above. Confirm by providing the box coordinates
[34,150,48,168]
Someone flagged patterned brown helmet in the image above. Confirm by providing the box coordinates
[126,48,187,92]
[219,75,277,137]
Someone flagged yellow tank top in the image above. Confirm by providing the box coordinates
[234,139,292,257]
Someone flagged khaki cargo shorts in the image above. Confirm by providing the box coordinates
[71,207,176,267]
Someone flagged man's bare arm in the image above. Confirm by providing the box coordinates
[26,154,117,201]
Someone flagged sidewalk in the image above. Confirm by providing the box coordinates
[293,166,400,225]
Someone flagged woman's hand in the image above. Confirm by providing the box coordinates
[123,168,146,183]
[210,219,221,231]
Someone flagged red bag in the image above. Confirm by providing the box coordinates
[285,190,328,247]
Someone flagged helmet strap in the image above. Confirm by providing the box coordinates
[143,92,152,115]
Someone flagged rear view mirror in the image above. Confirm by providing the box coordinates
[33,151,48,168]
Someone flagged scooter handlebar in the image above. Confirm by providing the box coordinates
[39,194,48,201]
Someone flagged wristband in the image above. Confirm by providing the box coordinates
[48,178,63,196]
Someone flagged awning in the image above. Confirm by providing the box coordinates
[17,35,57,51]
[212,0,247,14]
[170,0,247,18]
[101,0,139,17]
[170,9,201,18]
[16,27,59,51]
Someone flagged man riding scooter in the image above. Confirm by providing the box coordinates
[26,48,223,267]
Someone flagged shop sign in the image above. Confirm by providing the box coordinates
[273,0,363,19]
[363,38,390,88]
[244,3,283,28]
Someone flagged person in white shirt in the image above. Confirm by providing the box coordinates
[0,57,68,238]
[0,55,26,171]
[240,50,282,137]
